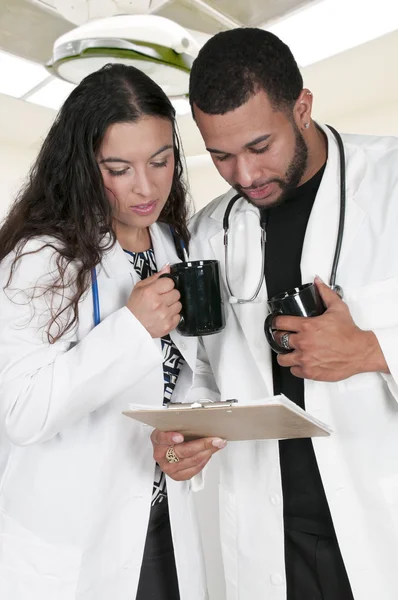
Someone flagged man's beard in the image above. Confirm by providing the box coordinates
[235,123,308,209]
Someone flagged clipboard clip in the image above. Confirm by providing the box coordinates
[167,399,239,410]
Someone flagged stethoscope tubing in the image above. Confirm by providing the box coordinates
[224,125,346,303]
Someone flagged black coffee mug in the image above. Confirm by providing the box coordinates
[160,260,225,337]
[264,282,326,354]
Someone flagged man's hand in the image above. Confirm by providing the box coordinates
[151,430,227,481]
[273,277,388,381]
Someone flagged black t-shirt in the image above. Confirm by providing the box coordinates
[262,164,336,536]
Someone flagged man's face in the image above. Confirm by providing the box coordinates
[193,89,308,208]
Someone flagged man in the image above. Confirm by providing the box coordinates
[183,28,398,600]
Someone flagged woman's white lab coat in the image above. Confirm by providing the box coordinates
[0,222,212,600]
[190,125,398,599]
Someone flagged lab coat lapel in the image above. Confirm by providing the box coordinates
[100,237,141,285]
[301,124,367,285]
[150,222,197,373]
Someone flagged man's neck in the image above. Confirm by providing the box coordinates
[300,124,328,185]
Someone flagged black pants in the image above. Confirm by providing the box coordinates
[136,499,180,600]
[285,528,355,600]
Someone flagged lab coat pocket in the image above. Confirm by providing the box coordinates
[0,511,81,600]
[338,277,398,393]
[219,485,238,600]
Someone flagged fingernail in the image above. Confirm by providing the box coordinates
[172,434,184,443]
[315,275,324,283]
[212,438,227,449]
[160,262,170,270]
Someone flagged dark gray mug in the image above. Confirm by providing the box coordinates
[264,282,325,354]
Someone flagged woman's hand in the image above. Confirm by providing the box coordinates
[151,430,227,481]
[127,266,182,338]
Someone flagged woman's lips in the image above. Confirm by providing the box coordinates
[130,200,157,216]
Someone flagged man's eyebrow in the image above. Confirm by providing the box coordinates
[244,134,271,148]
[206,134,271,155]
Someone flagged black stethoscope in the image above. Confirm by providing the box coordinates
[223,125,345,304]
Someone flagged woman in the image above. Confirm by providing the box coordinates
[0,64,220,600]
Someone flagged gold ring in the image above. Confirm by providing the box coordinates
[165,446,180,464]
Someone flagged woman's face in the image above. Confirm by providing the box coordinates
[97,116,175,230]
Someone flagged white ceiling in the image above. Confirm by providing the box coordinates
[0,0,315,63]
[2,26,397,156]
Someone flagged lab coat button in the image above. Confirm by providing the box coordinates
[270,573,284,586]
[270,493,281,505]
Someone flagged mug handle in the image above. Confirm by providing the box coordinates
[158,273,185,329]
[264,312,291,355]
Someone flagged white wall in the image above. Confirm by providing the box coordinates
[330,99,398,136]
[186,155,230,213]
[0,142,37,218]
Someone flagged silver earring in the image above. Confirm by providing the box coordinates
[304,122,310,130]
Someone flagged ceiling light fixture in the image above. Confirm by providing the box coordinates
[47,14,199,97]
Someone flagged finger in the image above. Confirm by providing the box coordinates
[154,276,176,294]
[158,446,212,469]
[168,301,182,317]
[166,437,227,461]
[168,313,181,332]
[273,315,306,332]
[137,264,171,288]
[277,350,300,368]
[165,455,212,482]
[290,366,305,379]
[151,430,184,446]
[314,276,342,309]
[163,289,181,307]
[158,441,225,477]
[272,330,298,351]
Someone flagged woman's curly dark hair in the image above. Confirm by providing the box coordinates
[0,63,191,342]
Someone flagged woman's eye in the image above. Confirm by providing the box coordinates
[152,160,168,168]
[107,168,129,177]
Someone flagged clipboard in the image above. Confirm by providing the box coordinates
[123,395,331,441]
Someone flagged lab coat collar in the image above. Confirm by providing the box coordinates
[100,222,180,279]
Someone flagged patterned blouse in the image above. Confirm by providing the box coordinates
[124,248,184,506]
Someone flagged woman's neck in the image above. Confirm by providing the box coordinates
[114,221,151,252]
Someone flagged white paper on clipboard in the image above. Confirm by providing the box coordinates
[123,394,332,441]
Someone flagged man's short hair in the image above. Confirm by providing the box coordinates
[189,28,303,116]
